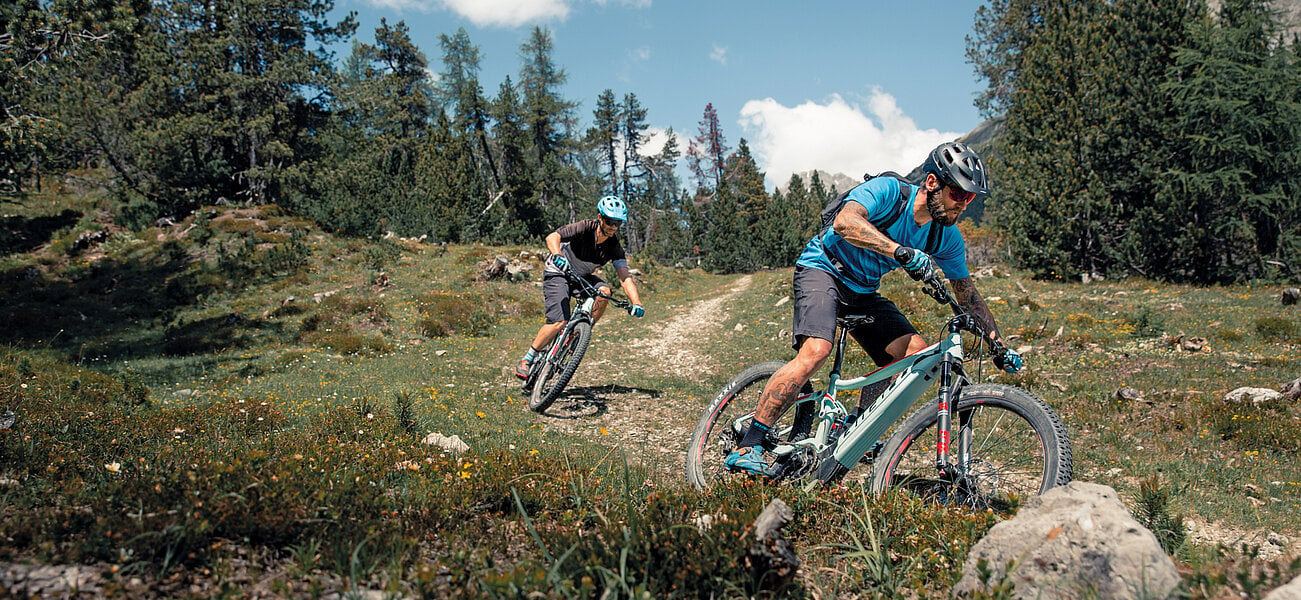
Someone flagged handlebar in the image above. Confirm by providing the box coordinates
[561,269,636,313]
[920,275,1009,357]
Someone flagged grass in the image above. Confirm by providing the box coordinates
[0,188,1298,597]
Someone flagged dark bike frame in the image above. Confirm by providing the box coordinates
[522,270,633,405]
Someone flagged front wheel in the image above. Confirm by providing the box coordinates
[869,384,1072,511]
[685,361,814,491]
[528,321,592,413]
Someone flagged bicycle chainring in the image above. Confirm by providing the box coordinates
[764,446,818,483]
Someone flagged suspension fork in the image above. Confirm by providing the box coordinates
[933,355,967,474]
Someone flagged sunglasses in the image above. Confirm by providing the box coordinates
[599,215,623,228]
[947,186,976,205]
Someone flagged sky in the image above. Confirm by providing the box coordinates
[329,0,991,190]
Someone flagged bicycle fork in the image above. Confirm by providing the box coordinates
[934,355,970,478]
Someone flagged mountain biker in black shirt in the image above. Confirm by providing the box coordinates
[514,196,646,380]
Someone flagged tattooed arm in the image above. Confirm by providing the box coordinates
[832,201,901,257]
[951,277,1002,342]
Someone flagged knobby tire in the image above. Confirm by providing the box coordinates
[869,383,1072,510]
[685,361,813,490]
[528,320,592,413]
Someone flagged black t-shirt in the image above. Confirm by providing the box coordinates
[552,219,626,277]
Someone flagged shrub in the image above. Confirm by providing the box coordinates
[302,331,391,355]
[1126,307,1165,338]
[362,238,402,271]
[418,292,497,337]
[1254,316,1297,342]
[1132,476,1187,555]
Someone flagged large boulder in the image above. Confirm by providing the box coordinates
[954,481,1180,599]
[1265,573,1301,600]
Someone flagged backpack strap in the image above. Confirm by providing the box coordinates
[874,181,945,256]
[823,179,917,290]
[924,220,945,256]
[871,185,910,232]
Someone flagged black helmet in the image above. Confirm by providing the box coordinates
[921,141,989,197]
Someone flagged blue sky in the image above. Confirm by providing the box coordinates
[330,0,990,189]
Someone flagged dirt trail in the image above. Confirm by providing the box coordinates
[621,274,753,378]
[537,274,755,478]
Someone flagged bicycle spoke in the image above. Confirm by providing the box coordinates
[873,389,1067,511]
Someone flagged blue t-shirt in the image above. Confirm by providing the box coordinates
[796,177,968,294]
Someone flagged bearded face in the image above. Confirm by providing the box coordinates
[925,186,960,227]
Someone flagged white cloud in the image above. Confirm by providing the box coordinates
[630,46,651,62]
[432,0,647,27]
[364,0,436,12]
[738,89,961,190]
[440,0,570,27]
[709,44,728,66]
[639,127,672,157]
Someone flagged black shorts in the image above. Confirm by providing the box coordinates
[542,272,608,323]
[790,266,918,366]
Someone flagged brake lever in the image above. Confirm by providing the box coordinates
[922,276,951,305]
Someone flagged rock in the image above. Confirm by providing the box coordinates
[476,255,532,282]
[1282,288,1300,306]
[1279,377,1301,401]
[1114,386,1144,402]
[1264,572,1301,600]
[1224,387,1283,406]
[954,481,1180,600]
[745,499,799,593]
[0,562,107,597]
[421,432,469,455]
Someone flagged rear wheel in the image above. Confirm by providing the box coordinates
[528,321,592,413]
[685,361,814,490]
[869,384,1072,511]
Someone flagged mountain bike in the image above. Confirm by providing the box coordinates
[685,275,1072,509]
[522,270,634,413]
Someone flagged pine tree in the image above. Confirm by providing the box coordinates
[686,102,729,199]
[517,26,585,226]
[702,184,752,274]
[292,20,437,238]
[490,76,544,239]
[587,89,619,191]
[372,20,434,139]
[48,0,357,222]
[988,0,1198,280]
[416,111,486,242]
[619,92,651,253]
[641,129,690,264]
[966,0,1043,119]
[518,26,576,174]
[437,27,500,191]
[1144,0,1301,282]
[620,93,649,201]
[2,0,108,192]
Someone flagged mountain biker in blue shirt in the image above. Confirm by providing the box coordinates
[725,142,1022,475]
[515,195,645,380]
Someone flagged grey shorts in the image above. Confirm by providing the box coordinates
[542,272,608,323]
[791,266,918,366]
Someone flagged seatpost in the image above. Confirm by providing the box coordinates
[827,324,851,391]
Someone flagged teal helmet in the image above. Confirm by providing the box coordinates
[597,195,628,221]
